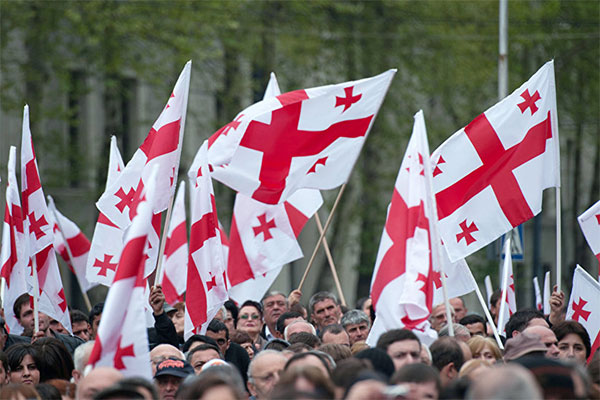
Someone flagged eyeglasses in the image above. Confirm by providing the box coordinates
[215,338,227,345]
[239,314,260,320]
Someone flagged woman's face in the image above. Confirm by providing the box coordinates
[558,333,587,363]
[10,354,40,385]
[474,344,497,362]
[237,306,263,335]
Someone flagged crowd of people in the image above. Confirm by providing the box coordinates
[0,285,597,400]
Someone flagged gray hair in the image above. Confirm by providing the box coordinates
[73,341,95,372]
[439,323,471,341]
[340,310,370,329]
[466,364,542,399]
[284,320,316,341]
[247,349,288,384]
[308,291,338,315]
[261,291,288,306]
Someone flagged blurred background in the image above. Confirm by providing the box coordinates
[0,0,598,312]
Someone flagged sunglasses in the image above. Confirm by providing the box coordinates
[239,314,260,320]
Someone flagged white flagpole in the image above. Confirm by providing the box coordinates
[533,276,542,310]
[314,212,346,307]
[32,257,39,334]
[469,272,504,350]
[484,275,493,308]
[543,270,551,314]
[556,187,562,293]
[155,192,175,286]
[497,236,512,333]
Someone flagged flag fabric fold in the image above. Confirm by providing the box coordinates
[578,200,600,279]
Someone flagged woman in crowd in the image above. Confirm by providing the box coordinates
[5,343,40,386]
[553,320,591,364]
[467,335,502,362]
[236,301,266,352]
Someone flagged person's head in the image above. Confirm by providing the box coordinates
[88,302,104,340]
[181,335,218,354]
[458,358,492,380]
[187,344,222,374]
[118,376,160,400]
[512,356,580,399]
[271,365,336,399]
[237,301,263,338]
[284,351,332,378]
[149,344,184,376]
[356,297,373,321]
[438,323,471,342]
[13,294,35,332]
[0,351,9,386]
[288,332,321,349]
[176,372,244,400]
[76,366,123,400]
[354,348,395,380]
[466,364,542,399]
[430,337,464,387]
[319,324,350,347]
[376,329,421,371]
[206,319,230,356]
[5,343,40,385]
[154,358,194,400]
[429,303,455,332]
[72,340,94,383]
[166,302,185,337]
[223,300,238,332]
[0,318,7,351]
[31,337,73,382]
[552,320,591,364]
[523,325,560,358]
[340,310,370,345]
[275,311,303,338]
[229,330,255,360]
[505,308,546,339]
[247,349,288,399]
[489,289,502,322]
[261,292,288,330]
[466,335,502,362]
[309,292,342,330]
[69,310,91,342]
[459,314,486,337]
[449,297,467,322]
[391,362,441,400]
[317,343,352,363]
[284,320,316,341]
[0,384,41,400]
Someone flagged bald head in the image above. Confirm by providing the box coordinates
[76,367,123,400]
[284,320,316,341]
[150,344,185,375]
[523,326,559,358]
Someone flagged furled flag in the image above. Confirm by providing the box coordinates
[432,256,477,307]
[497,238,517,335]
[533,276,542,311]
[47,196,96,293]
[185,141,228,338]
[96,61,191,231]
[432,61,559,262]
[484,275,493,308]
[86,136,126,286]
[565,265,600,363]
[208,69,396,205]
[20,105,72,332]
[367,111,438,346]
[543,270,551,314]
[87,169,158,379]
[578,200,600,279]
[158,181,188,305]
[1,146,28,334]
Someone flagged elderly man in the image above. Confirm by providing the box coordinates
[261,291,288,341]
[309,292,342,332]
[149,344,185,376]
[284,320,316,341]
[429,303,455,333]
[247,350,288,399]
[341,310,371,345]
[76,367,123,400]
[523,325,560,358]
[154,358,194,400]
[449,297,468,322]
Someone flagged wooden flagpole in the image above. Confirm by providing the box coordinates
[468,270,504,349]
[154,191,176,287]
[297,184,346,292]
[314,212,346,306]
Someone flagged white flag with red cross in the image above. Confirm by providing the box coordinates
[87,170,157,379]
[367,111,438,346]
[565,265,600,363]
[432,255,477,307]
[159,180,188,305]
[1,146,29,334]
[184,141,228,339]
[86,136,126,286]
[20,106,72,333]
[208,69,396,205]
[47,196,96,293]
[96,61,191,232]
[578,200,600,279]
[432,61,560,262]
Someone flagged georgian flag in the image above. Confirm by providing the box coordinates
[578,200,600,278]
[432,61,560,262]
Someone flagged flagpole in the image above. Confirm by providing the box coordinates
[469,271,504,350]
[484,275,493,307]
[32,257,39,334]
[298,184,346,292]
[314,212,346,306]
[155,192,176,286]
[48,197,92,311]
[497,236,511,333]
[556,187,562,293]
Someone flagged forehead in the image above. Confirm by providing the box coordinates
[388,339,420,353]
[265,294,286,303]
[560,333,584,345]
[449,298,464,308]
[206,330,226,338]
[151,345,182,359]
[253,354,287,372]
[346,322,368,329]
[314,298,336,310]
[239,306,260,315]
[191,349,219,362]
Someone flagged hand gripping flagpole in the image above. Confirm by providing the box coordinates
[298,184,346,292]
[314,212,346,306]
[497,236,512,334]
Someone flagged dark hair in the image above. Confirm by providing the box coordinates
[224,300,238,327]
[6,343,40,372]
[69,310,89,325]
[552,320,592,358]
[318,324,345,340]
[34,383,61,400]
[13,293,30,320]
[288,332,321,349]
[182,335,219,353]
[238,300,263,318]
[0,351,8,373]
[490,289,502,309]
[318,343,352,363]
[272,365,336,399]
[93,385,145,399]
[287,342,312,353]
[31,337,74,382]
[229,330,252,346]
[505,309,544,339]
[45,379,76,399]
[264,339,290,352]
[430,337,464,372]
[0,384,40,399]
[284,351,332,376]
[176,374,241,400]
[88,302,104,325]
[186,344,222,363]
[207,319,229,340]
[459,314,486,327]
[355,297,369,310]
[119,377,159,400]
[276,311,302,334]
[354,348,395,379]
[376,329,421,352]
[391,362,441,392]
[331,358,373,390]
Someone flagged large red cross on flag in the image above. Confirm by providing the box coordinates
[1,146,29,335]
[432,61,560,262]
[208,70,396,205]
[97,61,191,232]
[565,265,600,363]
[367,111,438,346]
[184,142,228,339]
[578,200,600,279]
[20,106,72,333]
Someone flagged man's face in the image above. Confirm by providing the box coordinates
[537,328,559,358]
[449,298,466,322]
[38,313,50,332]
[18,303,35,331]
[150,345,184,376]
[263,294,287,328]
[322,330,350,347]
[49,319,67,334]
[407,381,438,400]
[249,353,287,399]
[429,305,453,332]
[91,313,102,340]
[72,321,91,341]
[387,339,421,371]
[285,321,314,339]
[345,322,370,344]
[465,322,485,337]
[155,375,182,400]
[206,329,230,356]
[311,299,341,329]
[190,349,220,374]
